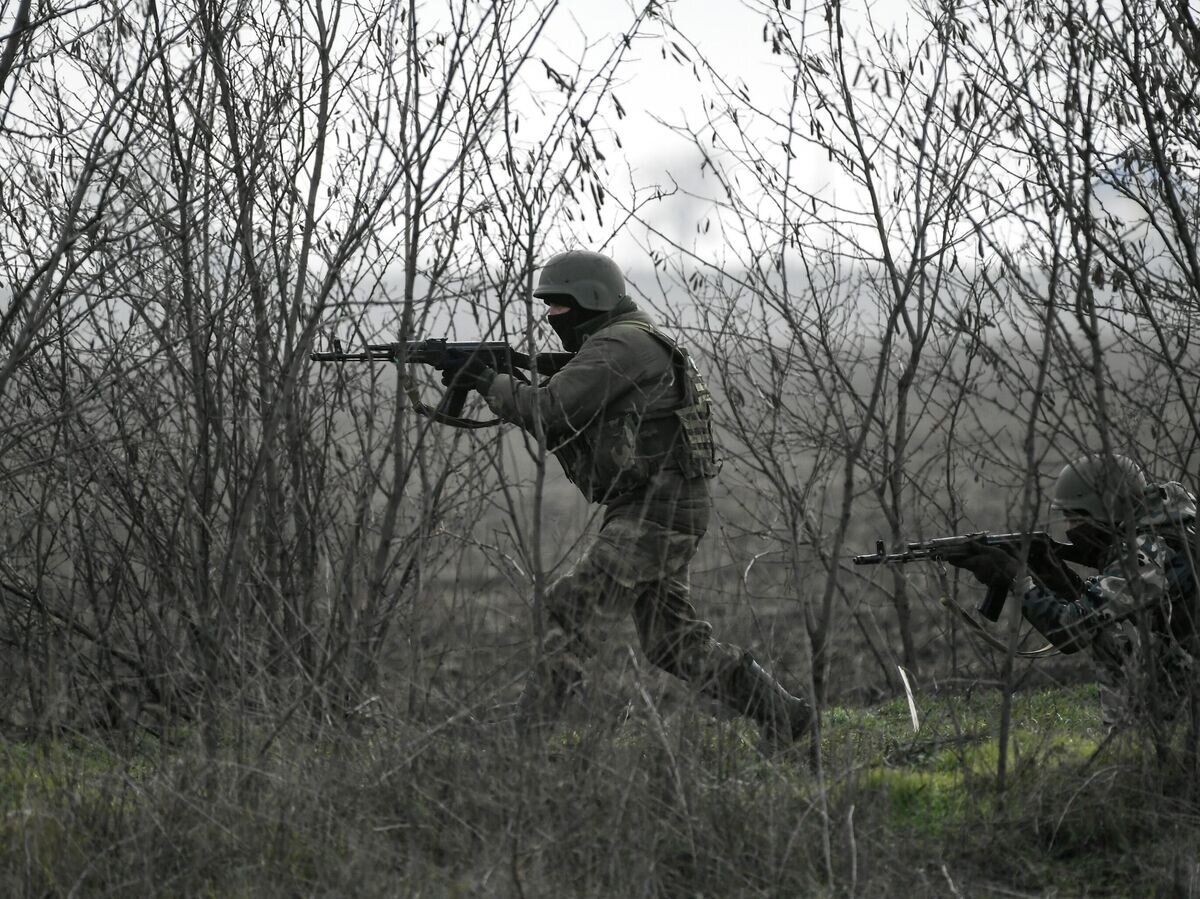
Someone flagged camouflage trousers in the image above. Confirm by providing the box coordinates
[533,511,742,699]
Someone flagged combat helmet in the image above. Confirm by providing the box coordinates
[1051,453,1148,524]
[533,250,628,312]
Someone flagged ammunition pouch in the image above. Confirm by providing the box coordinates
[672,348,719,481]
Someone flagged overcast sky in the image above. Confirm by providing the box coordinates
[529,0,923,269]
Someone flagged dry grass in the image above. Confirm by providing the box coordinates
[3,679,1198,897]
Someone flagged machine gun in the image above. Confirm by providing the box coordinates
[311,338,574,428]
[854,531,1090,622]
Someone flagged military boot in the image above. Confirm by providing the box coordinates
[709,652,812,751]
[513,652,586,738]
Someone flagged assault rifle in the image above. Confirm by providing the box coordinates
[311,338,574,428]
[854,531,1090,622]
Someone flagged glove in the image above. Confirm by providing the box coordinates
[940,540,1023,587]
[1025,541,1086,596]
[438,355,497,395]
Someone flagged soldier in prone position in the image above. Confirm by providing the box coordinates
[947,453,1198,729]
[438,250,811,747]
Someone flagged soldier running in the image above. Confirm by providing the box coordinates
[437,250,811,747]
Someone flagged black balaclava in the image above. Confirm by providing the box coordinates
[543,294,604,352]
[1064,519,1117,568]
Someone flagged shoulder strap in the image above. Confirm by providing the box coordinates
[603,319,684,356]
[605,319,693,392]
[601,318,668,340]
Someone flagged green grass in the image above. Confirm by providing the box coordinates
[1,685,1197,897]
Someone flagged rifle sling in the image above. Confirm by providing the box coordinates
[403,376,501,429]
[941,595,1059,659]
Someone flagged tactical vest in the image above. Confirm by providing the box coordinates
[553,321,719,502]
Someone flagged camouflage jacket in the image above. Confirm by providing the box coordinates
[1021,482,1198,722]
[483,308,718,512]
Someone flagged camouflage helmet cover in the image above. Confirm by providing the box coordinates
[1051,453,1148,524]
[533,250,628,312]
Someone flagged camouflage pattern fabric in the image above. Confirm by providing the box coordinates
[484,309,716,504]
[1021,481,1198,728]
[494,301,806,740]
[530,510,743,707]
